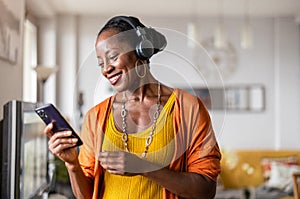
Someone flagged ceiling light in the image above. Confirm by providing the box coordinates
[240,0,253,49]
[214,0,227,49]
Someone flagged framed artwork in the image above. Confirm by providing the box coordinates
[0,0,21,64]
[184,85,265,112]
[186,87,226,110]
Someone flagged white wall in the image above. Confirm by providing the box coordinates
[0,0,25,118]
[0,61,23,118]
[55,15,78,128]
[37,17,57,105]
[276,18,300,149]
[42,15,300,149]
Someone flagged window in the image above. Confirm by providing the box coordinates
[23,19,37,102]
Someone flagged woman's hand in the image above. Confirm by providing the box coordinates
[99,151,160,176]
[45,123,94,198]
[44,123,79,165]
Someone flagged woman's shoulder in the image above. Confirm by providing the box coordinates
[174,88,209,113]
[174,88,202,104]
[86,96,114,117]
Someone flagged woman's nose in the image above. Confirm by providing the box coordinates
[102,63,114,75]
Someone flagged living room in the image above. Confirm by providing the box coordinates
[0,0,300,198]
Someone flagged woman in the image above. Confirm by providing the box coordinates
[45,16,221,199]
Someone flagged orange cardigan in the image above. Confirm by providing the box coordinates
[78,88,221,199]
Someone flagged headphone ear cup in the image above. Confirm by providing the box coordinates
[136,39,154,60]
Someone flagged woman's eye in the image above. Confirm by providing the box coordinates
[109,54,118,61]
[98,53,119,68]
[98,62,104,68]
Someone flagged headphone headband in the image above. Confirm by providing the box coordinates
[117,16,141,30]
[117,16,154,60]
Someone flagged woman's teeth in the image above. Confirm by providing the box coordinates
[109,74,121,85]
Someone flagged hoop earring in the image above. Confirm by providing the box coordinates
[135,60,147,78]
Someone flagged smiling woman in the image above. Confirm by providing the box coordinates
[43,15,221,199]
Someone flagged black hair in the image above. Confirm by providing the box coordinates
[96,16,167,59]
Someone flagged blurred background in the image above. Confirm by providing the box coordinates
[1,0,298,149]
[1,0,300,198]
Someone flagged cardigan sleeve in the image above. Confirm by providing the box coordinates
[186,99,221,181]
[175,89,221,182]
[77,98,113,199]
[77,98,112,194]
[78,110,97,180]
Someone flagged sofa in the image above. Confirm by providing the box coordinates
[216,149,300,199]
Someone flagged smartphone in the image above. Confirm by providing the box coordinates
[35,103,83,147]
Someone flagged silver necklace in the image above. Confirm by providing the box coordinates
[121,82,161,158]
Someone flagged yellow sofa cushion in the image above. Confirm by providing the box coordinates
[220,149,300,188]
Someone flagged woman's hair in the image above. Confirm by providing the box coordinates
[96,16,167,59]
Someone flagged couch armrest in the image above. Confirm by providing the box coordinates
[292,173,300,199]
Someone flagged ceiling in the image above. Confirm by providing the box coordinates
[26,0,300,19]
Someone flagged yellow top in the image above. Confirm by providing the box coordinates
[101,92,176,199]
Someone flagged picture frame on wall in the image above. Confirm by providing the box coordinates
[0,0,21,64]
[184,85,265,112]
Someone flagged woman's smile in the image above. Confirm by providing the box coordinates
[108,73,122,85]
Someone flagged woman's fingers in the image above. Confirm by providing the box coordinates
[50,130,72,140]
[99,151,124,158]
[43,125,79,164]
[99,153,123,167]
[99,151,161,175]
[48,130,78,155]
[49,137,77,152]
[44,123,54,137]
[50,143,76,155]
[99,151,146,175]
[99,152,126,173]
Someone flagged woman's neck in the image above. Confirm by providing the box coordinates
[123,75,159,102]
[125,84,159,102]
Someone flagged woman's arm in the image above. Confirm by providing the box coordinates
[143,167,216,199]
[45,123,94,199]
[65,160,94,199]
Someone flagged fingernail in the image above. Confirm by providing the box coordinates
[65,131,72,136]
[72,138,78,143]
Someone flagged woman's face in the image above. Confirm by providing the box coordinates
[95,28,139,92]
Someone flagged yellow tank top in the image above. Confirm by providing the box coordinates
[101,92,176,199]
